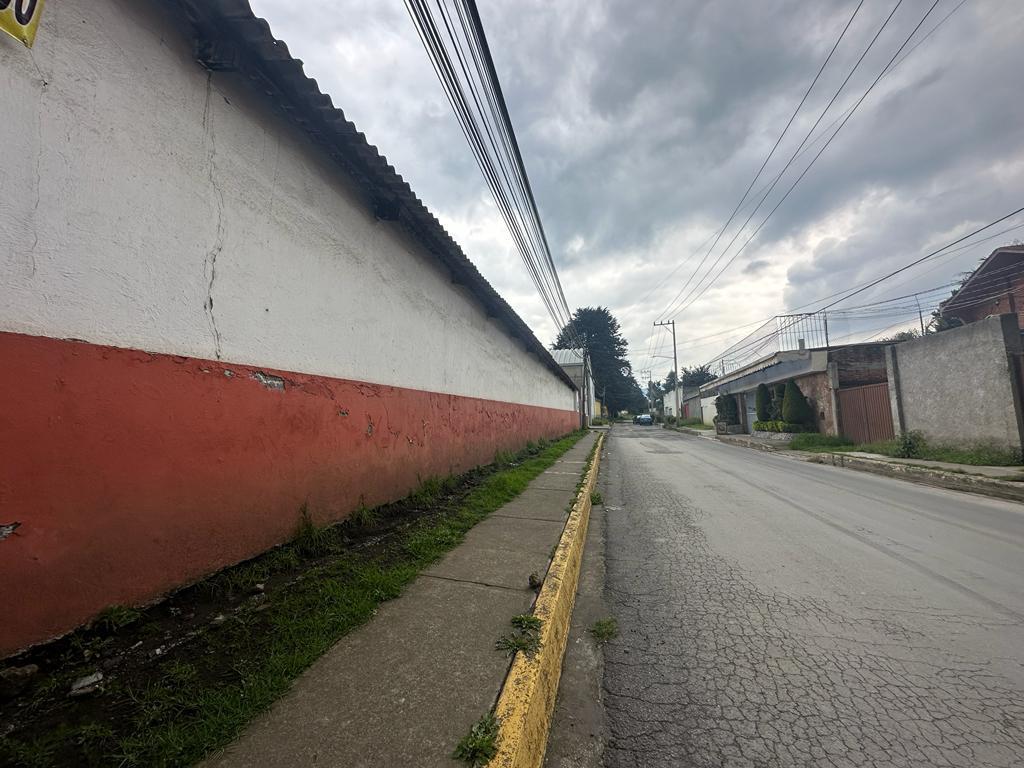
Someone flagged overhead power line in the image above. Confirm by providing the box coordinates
[656,0,868,321]
[404,0,581,347]
[667,0,945,320]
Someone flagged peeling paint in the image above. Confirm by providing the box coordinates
[252,371,285,390]
[0,522,21,540]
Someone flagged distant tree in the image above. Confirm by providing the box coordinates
[647,380,663,413]
[663,369,679,395]
[755,383,771,422]
[781,380,815,426]
[554,307,646,415]
[681,363,716,388]
[878,329,920,343]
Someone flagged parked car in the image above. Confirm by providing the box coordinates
[634,414,653,426]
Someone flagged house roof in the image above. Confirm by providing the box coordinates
[550,348,585,366]
[939,245,1024,315]
[165,0,576,391]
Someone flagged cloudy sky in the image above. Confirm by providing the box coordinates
[251,0,1023,382]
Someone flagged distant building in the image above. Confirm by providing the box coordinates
[551,348,597,425]
[939,245,1024,328]
[699,343,892,441]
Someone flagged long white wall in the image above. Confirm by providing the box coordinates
[0,0,575,412]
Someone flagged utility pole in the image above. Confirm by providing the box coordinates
[654,320,680,422]
[915,294,926,336]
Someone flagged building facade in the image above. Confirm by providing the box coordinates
[939,246,1024,328]
[700,343,891,439]
[0,1,578,656]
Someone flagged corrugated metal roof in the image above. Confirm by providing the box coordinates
[164,0,576,391]
[550,348,584,365]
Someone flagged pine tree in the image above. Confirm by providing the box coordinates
[781,380,814,426]
[554,307,645,414]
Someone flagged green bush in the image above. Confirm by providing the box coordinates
[892,430,925,458]
[789,433,854,451]
[663,415,677,426]
[590,417,608,426]
[755,383,771,422]
[781,380,815,426]
[770,383,786,420]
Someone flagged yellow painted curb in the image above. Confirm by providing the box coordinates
[491,431,605,768]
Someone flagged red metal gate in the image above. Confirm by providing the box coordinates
[837,383,894,444]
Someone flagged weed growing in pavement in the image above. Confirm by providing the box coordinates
[0,430,588,768]
[510,614,543,633]
[496,614,544,658]
[495,631,542,658]
[590,490,603,505]
[452,711,500,767]
[590,617,619,644]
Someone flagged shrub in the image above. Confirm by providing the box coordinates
[755,383,771,422]
[663,415,677,426]
[894,430,926,459]
[781,380,815,426]
[590,417,608,426]
[770,383,786,420]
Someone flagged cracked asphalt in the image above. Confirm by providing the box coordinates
[601,425,1024,768]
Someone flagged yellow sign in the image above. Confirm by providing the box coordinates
[0,0,45,48]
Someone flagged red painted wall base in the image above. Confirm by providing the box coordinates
[0,332,577,657]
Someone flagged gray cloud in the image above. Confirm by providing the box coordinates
[250,0,1024,374]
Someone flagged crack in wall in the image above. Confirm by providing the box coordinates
[202,74,225,360]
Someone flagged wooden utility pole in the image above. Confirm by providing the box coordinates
[654,320,679,423]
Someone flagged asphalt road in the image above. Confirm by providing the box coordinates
[602,424,1024,768]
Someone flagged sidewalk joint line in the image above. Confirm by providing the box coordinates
[491,513,568,522]
[420,573,526,593]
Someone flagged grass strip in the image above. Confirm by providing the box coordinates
[788,432,1023,466]
[1,430,587,768]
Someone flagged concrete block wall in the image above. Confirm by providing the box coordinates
[885,314,1024,450]
[0,0,577,656]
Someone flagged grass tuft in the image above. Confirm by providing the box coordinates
[495,631,542,658]
[590,617,619,644]
[349,504,378,528]
[510,614,542,633]
[452,711,500,767]
[292,504,334,558]
[590,490,603,505]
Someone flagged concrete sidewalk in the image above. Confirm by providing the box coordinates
[203,432,598,768]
